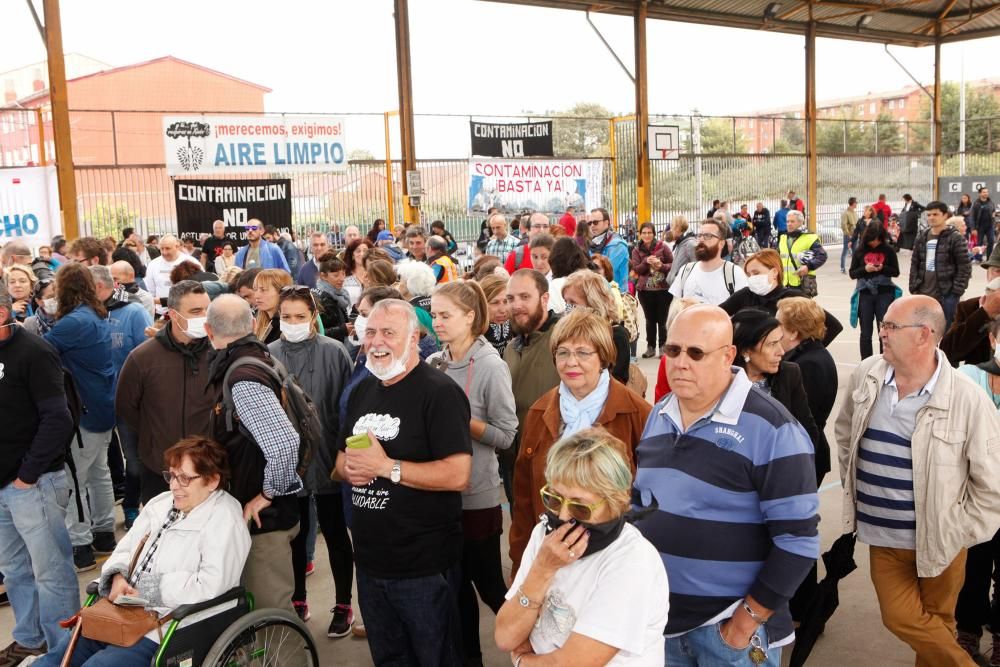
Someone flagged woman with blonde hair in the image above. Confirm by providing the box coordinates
[4,263,37,320]
[428,280,518,664]
[561,269,629,384]
[478,273,511,356]
[252,268,293,344]
[497,428,668,665]
[508,309,650,573]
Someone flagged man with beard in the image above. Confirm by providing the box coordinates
[669,219,748,305]
[586,207,629,292]
[502,270,561,503]
[234,219,290,272]
[336,298,472,666]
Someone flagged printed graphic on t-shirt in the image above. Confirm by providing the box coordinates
[925,239,938,271]
[864,252,883,267]
[538,588,577,646]
[352,485,390,511]
[352,413,401,441]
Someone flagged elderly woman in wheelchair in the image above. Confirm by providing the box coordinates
[35,437,252,667]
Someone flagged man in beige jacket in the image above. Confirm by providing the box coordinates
[836,295,1000,666]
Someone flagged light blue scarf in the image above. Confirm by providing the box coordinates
[559,369,611,437]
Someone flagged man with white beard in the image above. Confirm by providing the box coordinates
[336,298,472,666]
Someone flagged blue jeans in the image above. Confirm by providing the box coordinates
[35,635,157,667]
[356,565,462,666]
[841,234,851,272]
[0,471,80,650]
[666,620,781,666]
[941,293,961,333]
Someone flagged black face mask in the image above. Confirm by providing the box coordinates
[542,510,627,559]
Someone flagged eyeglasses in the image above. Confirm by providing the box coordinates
[162,471,202,487]
[540,485,606,522]
[695,233,721,241]
[879,321,929,333]
[554,347,598,363]
[662,343,730,361]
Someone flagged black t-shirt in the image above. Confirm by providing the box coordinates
[341,361,472,578]
[0,328,67,486]
[202,236,242,263]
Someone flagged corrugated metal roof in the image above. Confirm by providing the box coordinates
[479,1,1000,47]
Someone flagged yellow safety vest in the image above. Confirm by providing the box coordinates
[432,255,459,283]
[779,232,818,287]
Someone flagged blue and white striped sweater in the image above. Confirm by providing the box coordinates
[633,369,819,643]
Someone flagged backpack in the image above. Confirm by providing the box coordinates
[734,234,761,266]
[221,357,321,479]
[61,369,86,522]
[677,261,737,298]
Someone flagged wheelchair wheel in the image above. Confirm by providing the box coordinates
[201,608,319,667]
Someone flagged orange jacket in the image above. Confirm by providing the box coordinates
[508,379,651,575]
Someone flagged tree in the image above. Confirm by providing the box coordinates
[914,81,1000,152]
[348,149,375,161]
[816,111,903,154]
[773,115,804,154]
[84,202,138,241]
[689,117,748,154]
[547,103,612,157]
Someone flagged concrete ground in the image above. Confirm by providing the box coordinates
[1,247,994,665]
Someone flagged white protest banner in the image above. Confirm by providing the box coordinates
[163,115,347,176]
[468,159,603,215]
[0,166,61,246]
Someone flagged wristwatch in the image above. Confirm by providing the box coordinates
[390,460,402,484]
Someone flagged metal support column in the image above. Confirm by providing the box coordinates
[609,118,618,228]
[805,20,818,233]
[35,107,46,165]
[393,0,418,225]
[634,1,651,226]
[42,0,79,239]
[384,110,396,231]
[932,32,942,199]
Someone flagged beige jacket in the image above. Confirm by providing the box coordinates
[835,354,1000,577]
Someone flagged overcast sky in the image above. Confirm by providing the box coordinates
[4,0,999,156]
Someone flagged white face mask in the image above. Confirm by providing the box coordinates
[353,315,368,342]
[175,313,208,339]
[747,274,774,296]
[280,320,312,343]
[366,339,411,382]
[42,298,58,315]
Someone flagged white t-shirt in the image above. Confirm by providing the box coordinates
[668,261,748,305]
[145,253,201,314]
[506,522,669,665]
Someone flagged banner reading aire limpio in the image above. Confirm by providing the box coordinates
[467,159,603,215]
[163,115,347,176]
[0,166,61,245]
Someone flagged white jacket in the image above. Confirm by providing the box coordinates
[98,489,251,641]
[835,354,1000,577]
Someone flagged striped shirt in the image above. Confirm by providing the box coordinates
[856,351,943,550]
[633,368,819,647]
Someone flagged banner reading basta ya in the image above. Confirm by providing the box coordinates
[468,159,603,215]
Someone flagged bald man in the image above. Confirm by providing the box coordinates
[836,295,1000,665]
[205,294,302,614]
[110,260,154,318]
[633,305,819,665]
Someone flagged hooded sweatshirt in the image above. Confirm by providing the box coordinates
[429,336,518,510]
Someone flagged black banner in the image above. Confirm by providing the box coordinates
[470,121,553,158]
[173,178,293,242]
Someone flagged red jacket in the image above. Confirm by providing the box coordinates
[872,200,892,222]
[504,245,533,273]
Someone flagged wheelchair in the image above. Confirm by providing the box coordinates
[78,581,319,666]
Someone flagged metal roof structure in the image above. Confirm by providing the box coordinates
[480,1,1000,47]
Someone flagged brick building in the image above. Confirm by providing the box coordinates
[1,55,270,166]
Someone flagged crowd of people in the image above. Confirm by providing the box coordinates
[0,199,999,667]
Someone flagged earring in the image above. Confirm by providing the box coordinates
[744,355,750,363]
